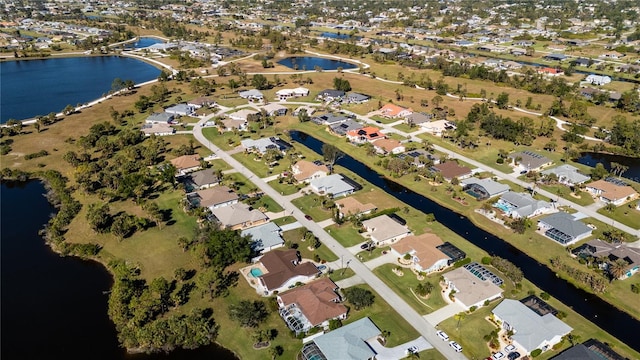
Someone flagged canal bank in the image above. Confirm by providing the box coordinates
[288,130,640,353]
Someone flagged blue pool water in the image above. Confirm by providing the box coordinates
[250,268,263,277]
[493,203,511,212]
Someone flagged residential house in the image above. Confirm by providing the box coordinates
[346,126,386,144]
[301,317,381,360]
[543,53,568,61]
[256,249,320,294]
[220,118,248,132]
[430,161,473,182]
[165,104,195,116]
[241,222,284,254]
[420,119,456,136]
[227,108,260,121]
[275,87,309,100]
[584,74,611,86]
[291,160,329,183]
[541,165,590,186]
[538,212,593,246]
[238,89,264,102]
[371,138,405,155]
[309,174,356,198]
[585,179,638,205]
[187,96,216,109]
[406,112,433,126]
[145,112,175,124]
[330,119,363,136]
[390,233,450,273]
[572,239,640,280]
[344,92,370,104]
[503,61,523,70]
[277,278,347,334]
[335,197,377,218]
[170,154,201,175]
[261,103,288,116]
[316,89,345,102]
[492,299,573,355]
[379,103,413,118]
[509,151,553,171]
[210,203,269,230]
[600,51,624,60]
[312,113,349,126]
[189,185,238,210]
[362,215,411,246]
[399,149,441,168]
[550,339,626,360]
[495,191,553,219]
[241,137,292,155]
[443,266,503,310]
[461,178,510,200]
[183,169,220,191]
[293,106,316,116]
[538,67,564,76]
[141,123,175,136]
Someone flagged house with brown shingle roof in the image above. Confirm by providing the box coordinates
[277,278,347,334]
[335,197,377,218]
[430,161,472,181]
[170,154,201,175]
[292,160,329,183]
[371,138,406,155]
[585,179,638,206]
[190,185,238,210]
[257,249,320,294]
[390,233,450,273]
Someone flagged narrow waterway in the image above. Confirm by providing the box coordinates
[289,131,640,352]
[577,152,640,183]
[0,181,237,360]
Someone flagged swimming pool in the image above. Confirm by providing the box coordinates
[250,268,264,277]
[493,202,511,213]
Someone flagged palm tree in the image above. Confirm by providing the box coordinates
[454,312,466,330]
[608,259,628,280]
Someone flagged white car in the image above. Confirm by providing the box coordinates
[449,341,463,352]
[436,330,449,341]
[406,346,418,355]
[492,351,505,360]
[504,344,516,353]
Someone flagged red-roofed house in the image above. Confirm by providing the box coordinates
[346,126,386,144]
[537,67,564,76]
[430,161,473,181]
[379,103,413,118]
[277,278,347,334]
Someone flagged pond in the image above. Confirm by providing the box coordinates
[277,56,358,71]
[288,131,640,353]
[321,32,361,40]
[577,152,640,183]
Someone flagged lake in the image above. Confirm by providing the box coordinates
[277,56,358,71]
[321,32,361,40]
[289,131,640,353]
[0,56,161,123]
[0,181,237,360]
[577,152,640,183]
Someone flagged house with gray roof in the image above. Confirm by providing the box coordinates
[344,92,370,104]
[165,104,195,116]
[310,174,356,198]
[492,299,573,355]
[145,112,175,124]
[509,151,553,171]
[329,119,363,136]
[317,89,346,102]
[183,169,220,191]
[301,317,381,360]
[550,339,625,360]
[210,203,269,230]
[406,112,433,126]
[495,191,554,219]
[241,222,284,254]
[241,137,291,155]
[541,165,590,186]
[312,113,349,125]
[538,212,592,246]
[238,89,264,101]
[461,178,510,200]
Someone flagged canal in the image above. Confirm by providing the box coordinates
[289,131,640,352]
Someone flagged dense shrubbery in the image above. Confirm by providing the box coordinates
[491,257,524,283]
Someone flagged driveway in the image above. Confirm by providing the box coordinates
[363,252,395,270]
[335,275,365,288]
[423,302,465,327]
[279,221,302,232]
[367,336,432,360]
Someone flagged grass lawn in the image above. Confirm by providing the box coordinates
[272,216,297,226]
[412,349,447,360]
[268,179,301,195]
[231,152,288,178]
[356,245,388,261]
[538,184,595,206]
[342,284,420,347]
[393,123,416,133]
[373,264,448,315]
[437,305,498,359]
[222,172,258,195]
[249,195,284,213]
[326,223,366,247]
[329,268,356,282]
[597,203,640,230]
[291,193,335,221]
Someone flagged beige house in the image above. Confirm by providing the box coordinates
[362,215,411,246]
[210,203,268,230]
[292,160,329,183]
[335,197,377,218]
[443,267,503,310]
[170,154,201,175]
[585,179,638,206]
[390,233,450,273]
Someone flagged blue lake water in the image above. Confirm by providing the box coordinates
[0,56,161,122]
[321,32,360,40]
[277,56,358,71]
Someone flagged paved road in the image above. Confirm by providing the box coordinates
[192,118,468,360]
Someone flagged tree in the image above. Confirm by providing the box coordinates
[143,202,164,229]
[63,104,75,115]
[454,312,466,330]
[496,92,510,109]
[608,259,629,280]
[251,74,269,90]
[345,287,375,310]
[111,213,137,240]
[192,224,252,268]
[86,203,111,233]
[431,95,443,109]
[297,109,310,122]
[228,300,269,328]
[322,143,343,174]
[333,77,351,91]
[415,282,434,297]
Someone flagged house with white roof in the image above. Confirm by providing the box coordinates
[309,174,356,198]
[584,74,611,86]
[541,165,590,186]
[210,203,268,230]
[238,89,264,102]
[275,87,309,100]
[362,215,411,246]
[443,267,503,310]
[461,178,510,200]
[241,137,291,155]
[538,212,593,246]
[492,299,573,355]
[495,191,554,219]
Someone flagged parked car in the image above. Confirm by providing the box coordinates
[507,352,521,360]
[406,346,418,354]
[504,345,516,353]
[360,242,374,250]
[304,214,313,221]
[449,341,462,352]
[491,351,505,360]
[520,170,528,174]
[436,330,449,341]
